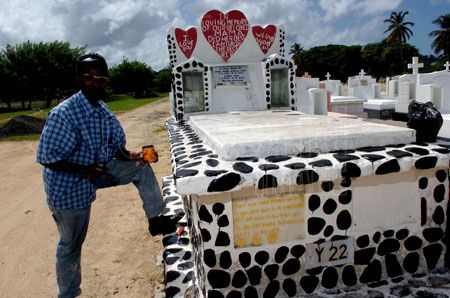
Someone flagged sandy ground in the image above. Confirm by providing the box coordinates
[0,98,172,297]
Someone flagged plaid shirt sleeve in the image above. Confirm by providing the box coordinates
[114,119,126,150]
[37,110,78,165]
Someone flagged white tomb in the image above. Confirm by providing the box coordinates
[295,77,327,115]
[348,69,377,100]
[416,64,449,113]
[330,95,366,117]
[391,57,423,115]
[388,57,450,125]
[428,61,450,139]
[346,69,399,119]
[320,72,344,96]
[162,10,450,298]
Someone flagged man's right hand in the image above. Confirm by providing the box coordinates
[86,163,108,181]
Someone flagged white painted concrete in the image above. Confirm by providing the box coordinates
[363,99,397,111]
[352,171,419,233]
[330,96,365,116]
[438,114,450,139]
[188,111,415,160]
[296,77,320,114]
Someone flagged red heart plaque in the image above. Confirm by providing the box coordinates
[175,27,197,59]
[201,10,249,62]
[252,25,276,54]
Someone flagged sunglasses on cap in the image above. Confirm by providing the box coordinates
[83,73,109,84]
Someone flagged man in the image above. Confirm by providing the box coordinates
[37,53,181,298]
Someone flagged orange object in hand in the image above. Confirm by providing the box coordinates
[142,145,158,163]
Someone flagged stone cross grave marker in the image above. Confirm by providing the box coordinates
[358,69,366,78]
[407,56,423,75]
[444,61,450,72]
[326,72,331,80]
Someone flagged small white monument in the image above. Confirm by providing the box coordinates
[389,57,423,119]
[416,62,449,113]
[296,76,328,115]
[348,69,377,99]
[389,57,450,123]
[319,72,344,96]
[344,70,398,119]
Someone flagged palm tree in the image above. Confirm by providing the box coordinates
[384,11,414,72]
[429,14,450,60]
[289,43,304,76]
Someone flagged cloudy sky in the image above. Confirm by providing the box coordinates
[0,0,448,71]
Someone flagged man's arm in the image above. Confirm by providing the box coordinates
[114,147,132,161]
[41,160,107,180]
[114,147,146,163]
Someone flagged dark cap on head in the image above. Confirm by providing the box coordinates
[76,53,108,76]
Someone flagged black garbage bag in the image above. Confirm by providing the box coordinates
[407,100,443,143]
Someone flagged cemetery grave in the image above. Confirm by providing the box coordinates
[159,9,450,298]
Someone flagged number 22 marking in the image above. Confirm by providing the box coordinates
[329,244,347,261]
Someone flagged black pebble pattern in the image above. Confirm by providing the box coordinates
[170,57,208,120]
[207,173,241,192]
[264,55,296,110]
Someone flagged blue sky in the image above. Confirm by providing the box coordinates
[396,0,449,56]
[0,0,448,70]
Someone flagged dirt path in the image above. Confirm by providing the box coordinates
[0,98,172,297]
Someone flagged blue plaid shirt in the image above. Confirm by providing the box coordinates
[37,91,126,209]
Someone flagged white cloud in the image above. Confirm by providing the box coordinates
[0,0,429,71]
[318,0,402,21]
[0,0,64,44]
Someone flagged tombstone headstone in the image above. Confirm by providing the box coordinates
[358,69,366,78]
[320,72,343,96]
[407,56,424,75]
[444,61,450,71]
[167,9,296,120]
[296,76,327,114]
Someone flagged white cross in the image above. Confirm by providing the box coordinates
[444,61,450,71]
[359,69,366,78]
[325,72,331,80]
[407,56,423,75]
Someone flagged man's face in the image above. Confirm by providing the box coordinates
[80,67,109,102]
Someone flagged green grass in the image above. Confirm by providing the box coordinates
[1,134,41,141]
[0,93,168,141]
[106,93,168,113]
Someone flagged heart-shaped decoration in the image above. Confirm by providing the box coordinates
[175,27,197,59]
[252,25,276,54]
[201,9,249,62]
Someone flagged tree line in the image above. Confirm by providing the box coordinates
[0,41,171,111]
[290,12,450,81]
[1,12,448,111]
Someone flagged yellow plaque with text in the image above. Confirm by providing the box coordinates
[233,193,305,248]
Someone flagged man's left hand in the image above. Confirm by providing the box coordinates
[130,151,146,164]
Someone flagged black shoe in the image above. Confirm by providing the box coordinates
[148,213,184,236]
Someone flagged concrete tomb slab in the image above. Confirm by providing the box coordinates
[330,96,366,117]
[438,114,450,139]
[188,110,415,160]
[363,99,398,119]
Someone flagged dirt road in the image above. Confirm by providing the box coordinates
[0,98,172,297]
